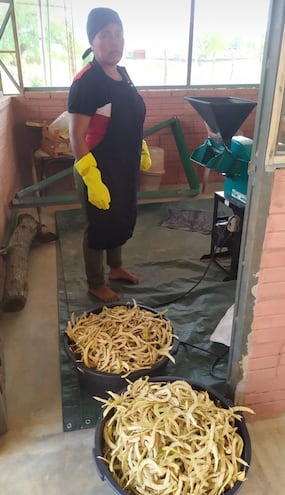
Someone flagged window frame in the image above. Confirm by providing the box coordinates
[1,0,269,94]
[0,0,23,95]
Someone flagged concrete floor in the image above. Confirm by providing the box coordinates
[0,200,285,495]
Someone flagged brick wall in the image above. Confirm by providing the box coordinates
[243,169,285,418]
[0,97,19,294]
[0,98,19,240]
[13,87,258,188]
[11,93,70,188]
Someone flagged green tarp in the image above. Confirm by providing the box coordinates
[56,198,236,432]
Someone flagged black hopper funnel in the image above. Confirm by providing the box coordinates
[185,96,257,147]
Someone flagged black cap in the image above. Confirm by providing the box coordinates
[82,7,123,60]
[87,7,122,43]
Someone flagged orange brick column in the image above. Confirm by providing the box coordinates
[242,169,285,418]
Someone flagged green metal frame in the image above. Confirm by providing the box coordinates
[11,116,200,209]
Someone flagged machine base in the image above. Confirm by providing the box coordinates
[201,191,246,281]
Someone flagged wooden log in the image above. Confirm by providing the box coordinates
[2,214,40,312]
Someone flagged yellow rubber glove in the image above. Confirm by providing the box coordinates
[140,140,152,172]
[74,152,110,210]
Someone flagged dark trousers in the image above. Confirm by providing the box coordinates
[74,169,122,287]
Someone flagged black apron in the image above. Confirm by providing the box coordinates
[87,63,146,250]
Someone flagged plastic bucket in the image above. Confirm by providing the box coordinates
[94,376,252,495]
[139,146,165,191]
[64,303,179,399]
[138,170,165,191]
[148,146,165,173]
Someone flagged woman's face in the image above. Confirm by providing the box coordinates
[91,23,124,67]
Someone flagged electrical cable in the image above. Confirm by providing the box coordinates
[178,340,229,380]
[154,221,234,378]
[152,218,235,379]
[155,222,233,308]
[209,350,229,380]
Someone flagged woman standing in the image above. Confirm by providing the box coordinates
[68,7,150,302]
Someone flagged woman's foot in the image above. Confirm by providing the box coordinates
[109,267,139,284]
[88,285,120,302]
